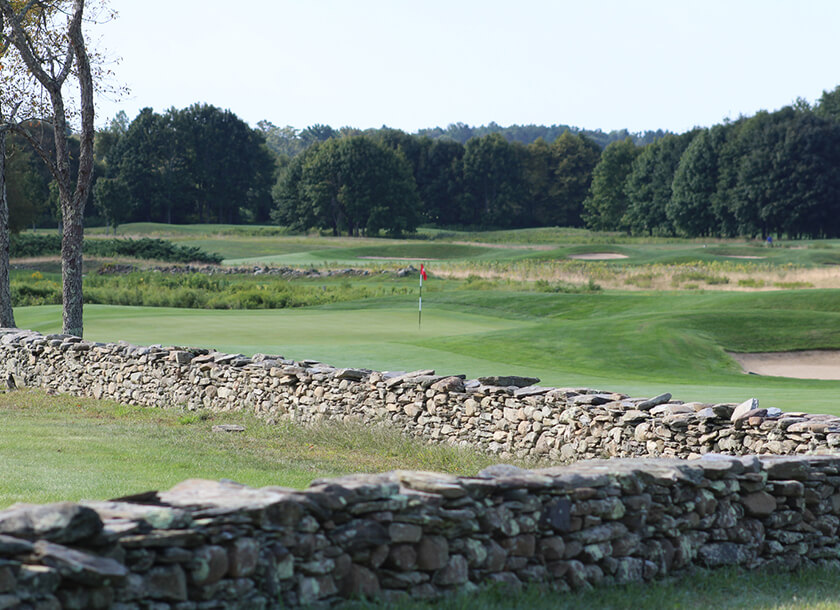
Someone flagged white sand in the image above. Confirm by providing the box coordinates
[567,253,629,260]
[729,350,840,380]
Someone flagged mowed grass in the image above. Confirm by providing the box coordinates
[74,222,840,270]
[0,389,496,508]
[13,287,840,413]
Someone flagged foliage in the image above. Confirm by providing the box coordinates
[582,138,640,231]
[462,133,525,227]
[273,136,421,236]
[624,131,697,236]
[107,104,276,225]
[9,234,222,263]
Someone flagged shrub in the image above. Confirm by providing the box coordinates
[671,270,729,286]
[9,234,222,264]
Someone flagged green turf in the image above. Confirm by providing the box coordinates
[54,223,840,269]
[369,565,840,609]
[0,390,496,508]
[13,287,840,413]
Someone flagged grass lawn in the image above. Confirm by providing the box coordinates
[364,565,840,609]
[12,224,840,605]
[13,286,840,412]
[74,223,840,269]
[0,389,496,508]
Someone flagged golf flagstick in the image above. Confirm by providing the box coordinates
[419,263,427,329]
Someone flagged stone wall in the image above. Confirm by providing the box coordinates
[2,328,840,462]
[2,455,840,608]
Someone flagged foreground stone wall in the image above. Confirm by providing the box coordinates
[2,455,840,608]
[2,328,840,462]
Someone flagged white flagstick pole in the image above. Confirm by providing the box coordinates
[418,264,423,329]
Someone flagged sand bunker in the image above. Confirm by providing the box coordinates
[729,350,840,380]
[568,253,628,260]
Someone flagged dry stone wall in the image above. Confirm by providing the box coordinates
[5,328,840,606]
[2,455,840,608]
[2,328,840,463]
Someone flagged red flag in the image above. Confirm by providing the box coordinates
[420,264,427,281]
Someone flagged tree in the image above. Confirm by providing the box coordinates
[273,136,420,236]
[582,138,640,231]
[171,104,276,224]
[462,133,524,227]
[92,176,129,233]
[815,85,840,123]
[669,130,719,236]
[521,138,553,228]
[5,133,51,230]
[624,131,697,236]
[109,105,276,225]
[0,0,98,337]
[270,145,318,231]
[414,138,465,225]
[545,132,601,227]
[0,5,47,328]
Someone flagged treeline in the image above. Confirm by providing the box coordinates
[257,120,666,157]
[272,130,602,234]
[584,89,840,238]
[8,87,840,239]
[4,104,278,232]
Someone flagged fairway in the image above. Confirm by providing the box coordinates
[14,286,840,414]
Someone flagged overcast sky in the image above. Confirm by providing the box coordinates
[94,0,840,134]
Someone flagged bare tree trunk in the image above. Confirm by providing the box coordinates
[64,2,95,337]
[0,129,15,328]
[61,205,83,336]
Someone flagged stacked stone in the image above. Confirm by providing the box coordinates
[2,455,840,608]
[3,328,840,463]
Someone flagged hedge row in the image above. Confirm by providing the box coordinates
[9,234,223,264]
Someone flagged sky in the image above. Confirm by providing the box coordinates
[93,0,840,135]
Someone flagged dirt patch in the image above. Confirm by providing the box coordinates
[567,253,629,260]
[729,350,840,380]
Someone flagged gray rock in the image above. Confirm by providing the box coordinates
[477,375,540,388]
[142,564,187,602]
[416,536,449,570]
[0,534,34,555]
[730,398,759,422]
[34,540,128,586]
[211,424,246,433]
[637,393,672,410]
[0,503,101,543]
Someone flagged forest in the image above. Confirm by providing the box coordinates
[6,86,840,238]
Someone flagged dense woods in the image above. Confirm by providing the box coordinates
[6,86,840,238]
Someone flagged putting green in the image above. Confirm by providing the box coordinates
[14,304,536,368]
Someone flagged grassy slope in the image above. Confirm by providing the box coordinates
[0,390,495,508]
[14,287,840,412]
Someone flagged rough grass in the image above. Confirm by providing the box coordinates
[353,565,840,609]
[0,389,498,508]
